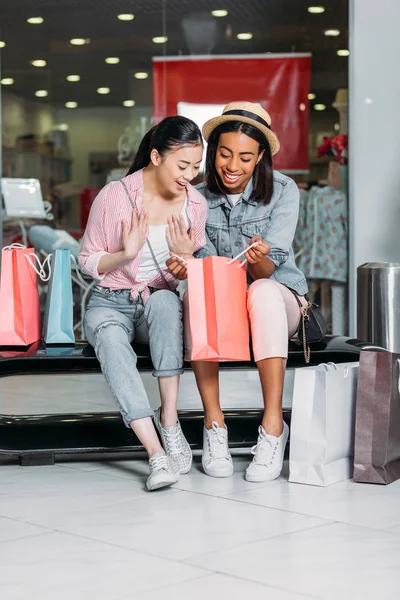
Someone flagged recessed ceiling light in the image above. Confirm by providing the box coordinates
[337,49,350,56]
[31,59,47,68]
[65,101,78,108]
[1,78,14,85]
[118,14,134,21]
[308,6,325,14]
[314,103,326,111]
[70,38,87,46]
[324,29,341,36]
[27,17,44,24]
[66,74,80,82]
[211,10,228,17]
[134,72,149,79]
[237,32,253,40]
[97,87,110,94]
[35,90,48,98]
[0,41,6,48]
[123,100,136,107]
[105,57,120,65]
[308,93,316,100]
[152,36,168,44]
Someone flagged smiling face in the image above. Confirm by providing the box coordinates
[152,144,203,196]
[215,131,264,194]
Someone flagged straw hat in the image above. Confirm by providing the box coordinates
[202,101,280,156]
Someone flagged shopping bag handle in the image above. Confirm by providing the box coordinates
[318,362,349,378]
[70,254,88,287]
[227,242,259,267]
[25,253,52,282]
[2,243,27,250]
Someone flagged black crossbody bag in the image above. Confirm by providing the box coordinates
[290,290,328,363]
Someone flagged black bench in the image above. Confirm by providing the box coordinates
[0,336,380,466]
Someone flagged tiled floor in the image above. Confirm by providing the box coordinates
[1,454,400,600]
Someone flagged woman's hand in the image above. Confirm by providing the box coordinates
[166,253,193,280]
[166,215,196,255]
[244,236,270,264]
[121,210,149,260]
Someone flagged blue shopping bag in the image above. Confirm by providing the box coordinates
[43,249,75,344]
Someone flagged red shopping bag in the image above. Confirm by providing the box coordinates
[186,256,250,361]
[0,245,41,346]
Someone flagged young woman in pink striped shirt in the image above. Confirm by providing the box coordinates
[79,117,207,490]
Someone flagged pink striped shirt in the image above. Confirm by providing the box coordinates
[79,169,207,302]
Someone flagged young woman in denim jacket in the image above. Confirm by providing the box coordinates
[167,102,308,483]
[79,117,208,491]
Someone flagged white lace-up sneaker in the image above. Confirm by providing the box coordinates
[153,408,192,474]
[146,452,180,491]
[202,422,234,478]
[245,422,289,483]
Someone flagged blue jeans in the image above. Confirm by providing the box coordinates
[84,287,184,427]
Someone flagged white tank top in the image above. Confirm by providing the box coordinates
[136,197,190,283]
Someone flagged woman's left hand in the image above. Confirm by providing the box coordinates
[244,236,271,264]
[166,215,196,255]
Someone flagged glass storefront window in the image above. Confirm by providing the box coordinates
[0,0,349,338]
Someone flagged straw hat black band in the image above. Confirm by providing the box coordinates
[223,109,272,130]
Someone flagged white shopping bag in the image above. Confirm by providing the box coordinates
[289,362,359,487]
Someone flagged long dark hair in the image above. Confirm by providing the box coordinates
[128,116,203,174]
[205,121,274,204]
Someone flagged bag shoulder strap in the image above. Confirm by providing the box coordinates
[120,180,172,291]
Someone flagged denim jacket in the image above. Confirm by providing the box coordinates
[195,171,308,294]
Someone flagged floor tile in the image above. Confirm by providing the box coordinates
[227,469,400,529]
[125,573,316,600]
[0,466,179,522]
[29,488,328,561]
[0,531,209,600]
[189,522,400,600]
[0,516,50,543]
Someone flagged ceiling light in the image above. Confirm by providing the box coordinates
[324,29,341,36]
[123,100,136,107]
[237,32,253,40]
[134,72,149,79]
[118,14,134,21]
[0,41,6,48]
[70,38,87,46]
[27,17,44,24]
[308,6,325,14]
[152,36,168,44]
[31,59,47,68]
[66,75,81,82]
[97,87,110,94]
[308,93,316,100]
[58,123,69,131]
[1,78,14,85]
[211,10,228,17]
[105,57,120,64]
[337,49,350,56]
[65,102,78,108]
[314,103,326,111]
[35,90,48,98]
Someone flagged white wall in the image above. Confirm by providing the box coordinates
[349,0,400,334]
[55,106,152,186]
[2,90,56,146]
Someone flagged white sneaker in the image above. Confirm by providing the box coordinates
[153,408,192,474]
[146,452,180,491]
[245,422,289,483]
[202,422,234,478]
